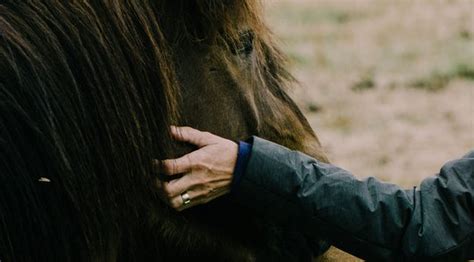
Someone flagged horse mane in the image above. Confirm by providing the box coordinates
[0,0,295,260]
[0,1,181,260]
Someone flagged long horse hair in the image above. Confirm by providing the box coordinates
[0,0,300,261]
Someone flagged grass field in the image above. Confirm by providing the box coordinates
[266,0,474,187]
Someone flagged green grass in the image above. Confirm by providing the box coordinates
[409,63,474,91]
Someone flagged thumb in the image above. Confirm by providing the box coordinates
[170,126,217,147]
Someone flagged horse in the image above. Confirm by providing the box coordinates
[0,1,356,261]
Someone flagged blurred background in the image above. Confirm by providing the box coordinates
[266,0,474,187]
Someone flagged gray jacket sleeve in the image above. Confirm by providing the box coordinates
[231,137,474,261]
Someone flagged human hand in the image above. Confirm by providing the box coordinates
[154,126,238,211]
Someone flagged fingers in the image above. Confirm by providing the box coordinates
[154,126,235,210]
[156,176,202,210]
[157,173,196,200]
[167,189,200,211]
[155,126,220,176]
[171,126,216,147]
[155,171,231,211]
[166,185,230,212]
[159,154,194,175]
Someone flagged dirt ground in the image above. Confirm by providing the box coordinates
[266,0,474,187]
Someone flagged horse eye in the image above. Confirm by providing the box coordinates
[238,30,254,56]
[229,30,254,57]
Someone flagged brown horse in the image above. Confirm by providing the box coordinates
[0,0,356,261]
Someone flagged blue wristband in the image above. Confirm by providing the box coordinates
[231,140,252,192]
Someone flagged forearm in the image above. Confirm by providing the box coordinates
[231,137,474,261]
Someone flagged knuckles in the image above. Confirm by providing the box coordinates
[161,184,175,199]
[202,131,212,138]
[189,154,211,172]
[195,161,211,172]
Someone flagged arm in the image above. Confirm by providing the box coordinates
[156,126,474,261]
[233,136,474,261]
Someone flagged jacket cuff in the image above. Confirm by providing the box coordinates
[231,140,253,192]
[230,136,306,225]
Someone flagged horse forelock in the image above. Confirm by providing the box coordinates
[158,0,294,90]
